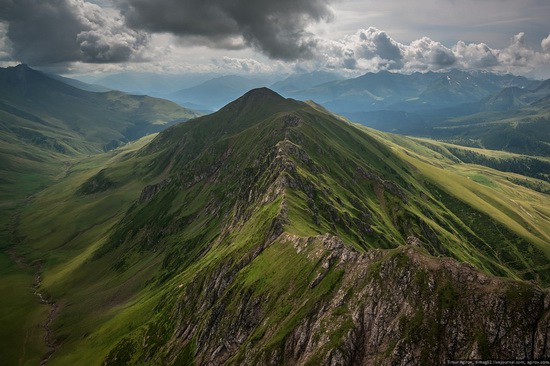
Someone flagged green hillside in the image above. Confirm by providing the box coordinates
[0,65,200,151]
[0,65,201,366]
[0,64,200,238]
[430,97,550,156]
[4,89,550,365]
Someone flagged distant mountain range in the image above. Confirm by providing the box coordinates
[480,78,550,111]
[90,71,217,96]
[130,69,547,124]
[73,68,547,121]
[24,66,550,158]
[338,75,550,156]
[169,75,274,111]
[279,69,538,113]
[47,73,112,92]
[270,71,343,94]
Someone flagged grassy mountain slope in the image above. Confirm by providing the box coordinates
[428,98,550,156]
[345,78,550,157]
[0,63,201,232]
[6,89,550,365]
[0,65,200,366]
[0,65,200,153]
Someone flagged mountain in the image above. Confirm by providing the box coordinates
[270,71,343,94]
[0,64,201,243]
[342,76,550,156]
[350,101,550,157]
[169,75,274,111]
[479,86,531,111]
[475,78,550,112]
[278,70,535,115]
[402,69,506,109]
[285,70,427,113]
[92,71,216,96]
[430,105,550,156]
[534,78,550,94]
[47,73,112,92]
[5,88,550,365]
[0,64,200,152]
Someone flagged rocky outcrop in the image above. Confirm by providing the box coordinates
[104,230,550,366]
[356,165,408,203]
[138,178,172,203]
[266,236,550,365]
[78,169,117,195]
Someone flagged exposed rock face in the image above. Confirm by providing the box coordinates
[139,179,171,203]
[78,169,117,195]
[356,166,407,203]
[270,236,550,365]
[104,230,550,365]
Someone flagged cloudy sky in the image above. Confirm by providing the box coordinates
[1,0,549,78]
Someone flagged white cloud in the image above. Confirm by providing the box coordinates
[310,28,458,74]
[403,37,456,70]
[341,28,403,68]
[293,28,550,78]
[52,27,550,80]
[541,33,550,53]
[72,0,150,63]
[0,22,13,61]
[216,57,275,74]
[496,32,536,67]
[452,41,499,69]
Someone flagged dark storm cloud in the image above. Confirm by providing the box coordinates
[0,0,147,65]
[114,0,333,60]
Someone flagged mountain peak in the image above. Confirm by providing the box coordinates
[10,63,40,77]
[215,87,291,116]
[0,63,50,93]
[2,63,38,77]
[535,78,550,92]
[13,63,31,70]
[241,87,284,100]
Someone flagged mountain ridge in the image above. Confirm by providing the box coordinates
[3,87,550,365]
[279,69,536,114]
[91,90,550,364]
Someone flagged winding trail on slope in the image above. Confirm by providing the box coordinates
[7,161,77,365]
[7,208,59,365]
[33,271,58,366]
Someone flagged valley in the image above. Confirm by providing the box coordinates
[2,0,550,364]
[0,64,199,365]
[1,81,549,364]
